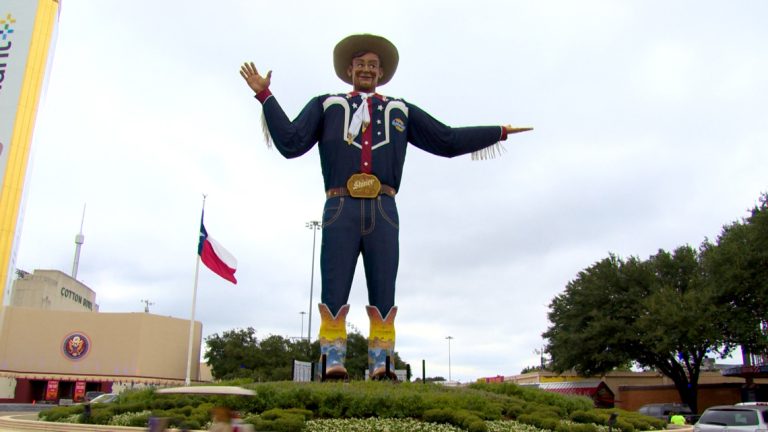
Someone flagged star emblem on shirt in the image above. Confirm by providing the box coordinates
[377,105,383,111]
[376,119,382,125]
[352,103,358,109]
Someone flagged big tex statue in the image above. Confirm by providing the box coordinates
[241,34,530,380]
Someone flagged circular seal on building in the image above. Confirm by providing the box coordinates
[62,332,90,360]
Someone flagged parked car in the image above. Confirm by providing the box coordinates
[84,391,104,402]
[639,403,697,423]
[695,404,768,432]
[88,393,118,404]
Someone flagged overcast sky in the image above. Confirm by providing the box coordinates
[11,0,768,382]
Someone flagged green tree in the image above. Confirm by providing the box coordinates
[345,331,370,379]
[253,335,304,381]
[543,246,727,412]
[520,365,546,374]
[704,194,768,359]
[205,326,408,381]
[635,247,726,412]
[205,331,318,381]
[204,327,260,380]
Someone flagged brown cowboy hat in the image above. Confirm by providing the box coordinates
[333,34,399,86]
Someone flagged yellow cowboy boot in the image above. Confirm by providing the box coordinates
[318,303,350,379]
[366,305,398,380]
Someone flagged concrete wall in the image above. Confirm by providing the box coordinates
[0,306,201,381]
[0,376,15,399]
[506,370,765,412]
[11,270,98,312]
[618,383,742,412]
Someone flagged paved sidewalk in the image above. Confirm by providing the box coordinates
[0,412,199,432]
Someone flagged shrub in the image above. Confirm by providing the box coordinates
[423,408,489,432]
[518,413,560,431]
[153,398,175,410]
[253,411,306,432]
[317,391,346,418]
[59,414,81,423]
[502,400,525,419]
[423,408,455,424]
[570,410,606,425]
[556,422,599,432]
[596,409,665,432]
[87,407,115,425]
[528,405,564,419]
[614,419,635,432]
[37,380,659,431]
[38,406,74,422]
[112,402,147,415]
[177,418,201,430]
[174,396,197,408]
[108,409,152,426]
[470,383,593,415]
[261,408,311,421]
[284,408,314,420]
[467,419,489,432]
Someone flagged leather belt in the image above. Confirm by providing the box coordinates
[326,184,397,199]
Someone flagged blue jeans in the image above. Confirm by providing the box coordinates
[320,195,399,316]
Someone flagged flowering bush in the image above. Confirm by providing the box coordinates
[107,409,152,426]
[487,421,551,432]
[303,418,557,432]
[306,418,465,432]
[57,413,81,423]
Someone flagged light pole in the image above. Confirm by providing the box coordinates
[141,299,154,313]
[306,221,321,343]
[300,311,306,341]
[446,336,454,382]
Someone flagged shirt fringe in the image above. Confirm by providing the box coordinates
[471,142,506,160]
[261,111,273,149]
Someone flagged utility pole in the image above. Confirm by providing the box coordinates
[446,336,454,382]
[305,221,321,343]
[141,299,154,313]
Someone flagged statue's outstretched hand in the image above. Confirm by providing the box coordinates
[240,62,272,94]
[504,125,534,134]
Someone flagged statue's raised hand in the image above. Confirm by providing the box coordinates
[240,62,272,94]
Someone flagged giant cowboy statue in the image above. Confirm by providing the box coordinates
[240,34,531,380]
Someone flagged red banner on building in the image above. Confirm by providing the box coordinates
[483,375,505,383]
[45,380,59,401]
[74,381,86,402]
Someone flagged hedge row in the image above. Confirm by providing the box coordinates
[38,381,665,432]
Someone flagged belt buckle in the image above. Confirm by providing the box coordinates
[346,173,381,198]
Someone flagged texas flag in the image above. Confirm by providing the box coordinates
[198,215,237,284]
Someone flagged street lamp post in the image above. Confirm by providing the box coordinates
[306,221,321,344]
[446,336,454,382]
[300,311,306,341]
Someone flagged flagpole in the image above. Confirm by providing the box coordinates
[185,194,206,385]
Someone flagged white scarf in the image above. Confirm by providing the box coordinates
[346,93,374,144]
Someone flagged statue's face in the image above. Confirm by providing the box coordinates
[348,52,384,93]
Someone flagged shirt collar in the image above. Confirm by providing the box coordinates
[348,91,383,100]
